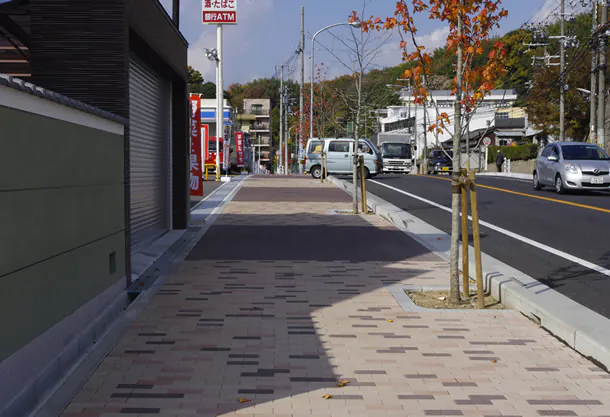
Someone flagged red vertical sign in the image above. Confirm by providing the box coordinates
[235,131,245,167]
[190,94,203,196]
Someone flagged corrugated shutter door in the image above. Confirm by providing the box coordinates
[128,54,170,252]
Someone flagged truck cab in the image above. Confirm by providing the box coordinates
[380,141,413,174]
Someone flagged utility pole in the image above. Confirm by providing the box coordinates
[423,99,428,171]
[591,0,599,144]
[598,0,608,150]
[299,6,305,174]
[279,63,284,174]
[559,0,566,141]
[284,91,289,174]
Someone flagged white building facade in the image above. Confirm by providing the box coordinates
[380,89,518,159]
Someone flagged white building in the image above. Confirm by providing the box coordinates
[380,89,518,159]
[238,99,272,163]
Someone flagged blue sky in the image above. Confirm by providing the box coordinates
[159,0,579,86]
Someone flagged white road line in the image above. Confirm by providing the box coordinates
[369,179,610,279]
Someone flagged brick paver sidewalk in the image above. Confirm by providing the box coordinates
[62,177,610,417]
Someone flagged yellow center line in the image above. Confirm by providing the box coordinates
[412,174,610,214]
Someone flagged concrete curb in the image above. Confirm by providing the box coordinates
[191,181,228,211]
[476,172,533,180]
[328,175,610,371]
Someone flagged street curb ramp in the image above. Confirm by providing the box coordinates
[328,175,610,371]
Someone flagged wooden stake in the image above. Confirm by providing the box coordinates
[469,171,485,308]
[359,155,367,213]
[461,170,469,300]
[321,152,326,183]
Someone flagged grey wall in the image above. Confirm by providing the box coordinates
[0,105,126,362]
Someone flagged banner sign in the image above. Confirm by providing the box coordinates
[189,94,203,196]
[223,135,230,171]
[202,0,237,24]
[235,131,245,167]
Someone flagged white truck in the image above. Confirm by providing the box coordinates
[378,134,414,174]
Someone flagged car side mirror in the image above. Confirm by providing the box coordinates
[548,155,558,162]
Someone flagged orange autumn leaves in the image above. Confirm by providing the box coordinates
[350,0,508,133]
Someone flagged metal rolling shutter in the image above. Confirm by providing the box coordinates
[128,54,171,252]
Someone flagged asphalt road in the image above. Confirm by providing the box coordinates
[360,174,610,319]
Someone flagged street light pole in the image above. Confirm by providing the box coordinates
[204,46,221,181]
[310,21,361,140]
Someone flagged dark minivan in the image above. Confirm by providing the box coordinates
[427,150,453,175]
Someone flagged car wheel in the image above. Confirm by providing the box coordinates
[555,174,566,194]
[533,172,542,190]
[311,165,322,179]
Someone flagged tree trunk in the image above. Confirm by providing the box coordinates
[352,70,363,214]
[449,3,464,305]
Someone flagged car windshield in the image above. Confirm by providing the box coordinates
[381,143,411,158]
[561,144,609,161]
[429,150,453,159]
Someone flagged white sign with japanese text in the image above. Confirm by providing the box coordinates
[202,0,237,24]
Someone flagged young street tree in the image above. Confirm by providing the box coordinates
[354,0,508,303]
[315,10,395,213]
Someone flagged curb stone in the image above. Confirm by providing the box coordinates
[476,172,533,180]
[328,175,610,371]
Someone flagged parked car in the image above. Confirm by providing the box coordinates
[427,149,453,174]
[305,138,382,179]
[533,142,610,194]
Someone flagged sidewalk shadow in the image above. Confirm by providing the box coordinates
[127,213,445,415]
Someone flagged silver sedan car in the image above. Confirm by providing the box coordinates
[533,142,610,194]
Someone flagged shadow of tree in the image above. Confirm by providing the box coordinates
[96,211,447,416]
